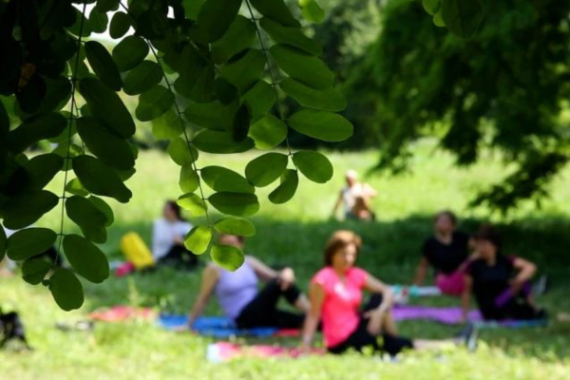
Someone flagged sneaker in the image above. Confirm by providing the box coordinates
[534,275,549,296]
[456,323,478,352]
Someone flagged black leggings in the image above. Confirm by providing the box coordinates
[328,294,414,357]
[235,279,305,329]
[157,245,198,269]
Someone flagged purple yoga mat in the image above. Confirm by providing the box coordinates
[392,305,482,324]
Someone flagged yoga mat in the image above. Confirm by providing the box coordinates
[207,342,324,363]
[89,306,156,322]
[159,315,299,338]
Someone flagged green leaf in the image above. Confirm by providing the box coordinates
[269,169,299,204]
[49,115,76,144]
[0,227,6,263]
[288,109,353,142]
[184,101,237,131]
[66,196,108,244]
[110,11,131,39]
[183,0,203,20]
[201,166,255,194]
[232,104,251,142]
[78,77,136,138]
[63,234,109,283]
[280,78,346,112]
[73,155,132,203]
[136,85,174,122]
[179,165,200,193]
[6,228,57,261]
[208,192,259,216]
[250,0,300,27]
[197,0,242,42]
[259,18,322,56]
[152,108,182,140]
[76,117,135,170]
[65,178,90,197]
[440,0,484,38]
[89,196,114,227]
[39,76,72,114]
[184,226,211,254]
[214,217,256,237]
[293,151,333,183]
[270,45,334,90]
[2,191,59,230]
[52,143,83,171]
[193,130,255,154]
[220,49,266,93]
[88,8,109,33]
[299,0,325,23]
[433,10,446,27]
[68,8,92,37]
[177,193,207,216]
[215,78,239,105]
[22,258,52,285]
[173,45,203,97]
[423,0,440,15]
[243,81,276,118]
[96,0,119,12]
[248,114,287,150]
[211,244,244,271]
[211,16,256,64]
[112,36,149,72]
[188,64,216,103]
[245,152,289,187]
[167,137,199,166]
[17,154,64,192]
[8,113,67,154]
[49,268,84,311]
[123,60,163,95]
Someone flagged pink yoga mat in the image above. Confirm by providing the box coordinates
[207,342,324,363]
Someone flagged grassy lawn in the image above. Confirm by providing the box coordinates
[1,143,570,379]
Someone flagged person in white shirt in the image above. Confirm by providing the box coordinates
[332,170,378,221]
[152,200,196,269]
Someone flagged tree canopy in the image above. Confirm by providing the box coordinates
[0,0,350,310]
[347,0,570,212]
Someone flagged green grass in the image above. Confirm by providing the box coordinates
[2,144,570,379]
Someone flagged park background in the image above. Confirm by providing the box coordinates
[2,0,570,379]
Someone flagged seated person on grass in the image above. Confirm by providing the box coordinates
[185,234,309,330]
[301,230,476,357]
[332,170,378,221]
[152,200,195,269]
[461,225,546,322]
[413,210,474,296]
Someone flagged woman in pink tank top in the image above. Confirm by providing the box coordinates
[301,230,477,356]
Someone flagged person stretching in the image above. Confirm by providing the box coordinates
[413,211,474,296]
[462,225,546,322]
[302,230,474,357]
[186,234,309,330]
[332,170,378,221]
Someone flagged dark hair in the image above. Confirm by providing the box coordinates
[473,224,502,251]
[324,230,362,266]
[434,210,458,226]
[165,200,185,221]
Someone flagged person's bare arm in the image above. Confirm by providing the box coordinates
[461,275,473,322]
[301,282,325,348]
[332,191,343,218]
[247,256,280,282]
[186,264,219,327]
[413,257,430,286]
[363,183,378,198]
[511,257,537,292]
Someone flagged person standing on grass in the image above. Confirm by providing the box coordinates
[462,225,546,322]
[152,200,195,269]
[332,170,378,221]
[301,230,476,356]
[412,211,474,296]
[185,234,310,330]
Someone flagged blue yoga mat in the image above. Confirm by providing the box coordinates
[158,315,279,338]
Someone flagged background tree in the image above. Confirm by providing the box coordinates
[347,0,570,212]
[0,0,350,310]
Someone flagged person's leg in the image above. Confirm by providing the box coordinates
[236,279,304,328]
[270,309,305,329]
[158,245,198,268]
[435,271,465,296]
[363,294,398,336]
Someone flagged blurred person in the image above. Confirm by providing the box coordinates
[332,170,378,221]
[301,230,476,356]
[152,200,195,269]
[462,225,546,322]
[185,234,309,330]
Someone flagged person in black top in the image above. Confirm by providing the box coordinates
[462,225,545,321]
[413,211,473,296]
